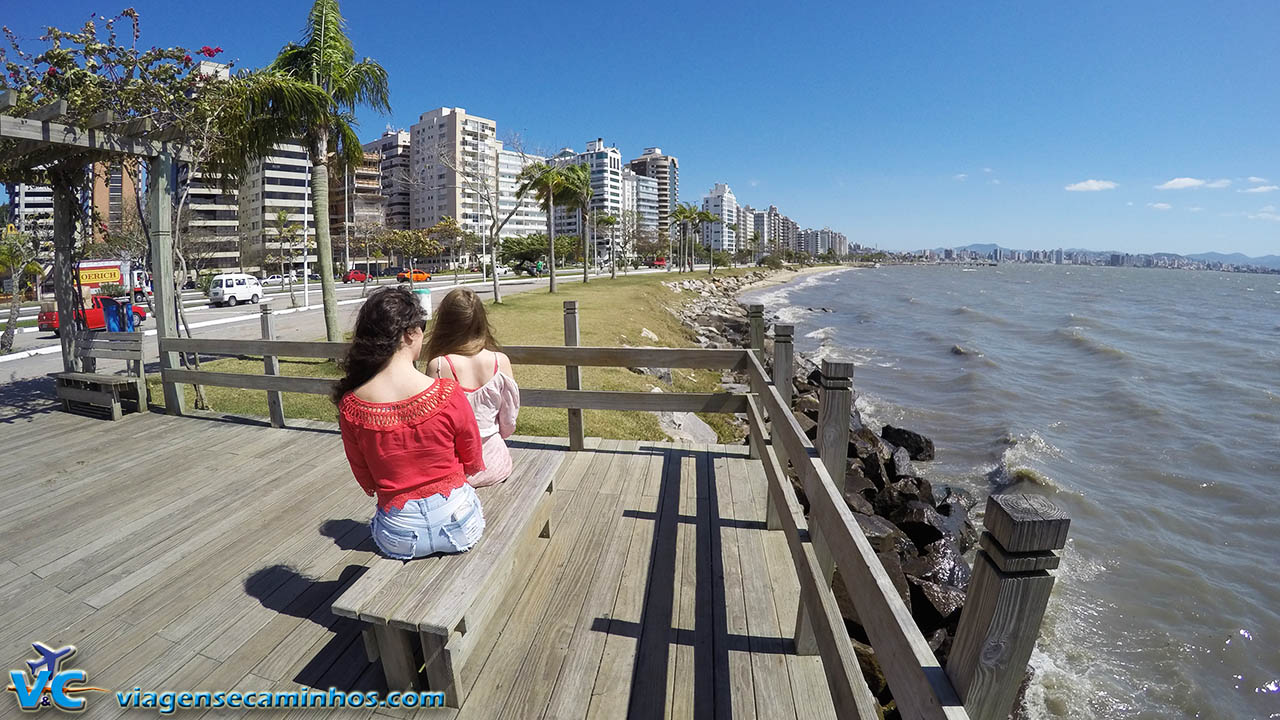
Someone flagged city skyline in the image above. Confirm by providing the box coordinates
[3,1,1278,256]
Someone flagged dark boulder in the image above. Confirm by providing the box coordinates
[850,638,887,698]
[889,446,915,479]
[794,393,820,421]
[860,453,890,490]
[842,484,874,515]
[793,411,818,440]
[902,538,971,589]
[907,577,966,633]
[891,500,947,549]
[881,425,935,461]
[850,426,893,462]
[873,477,934,518]
[931,484,977,514]
[852,512,915,557]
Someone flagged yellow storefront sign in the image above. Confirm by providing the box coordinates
[78,267,123,285]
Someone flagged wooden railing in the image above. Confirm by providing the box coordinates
[156,300,1069,720]
[158,302,752,440]
[742,303,1070,720]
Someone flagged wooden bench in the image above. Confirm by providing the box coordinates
[49,331,148,420]
[331,442,563,706]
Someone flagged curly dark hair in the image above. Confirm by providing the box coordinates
[331,286,427,404]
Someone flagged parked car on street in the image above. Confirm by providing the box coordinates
[38,296,147,335]
[208,273,263,307]
[397,269,430,283]
[343,269,369,283]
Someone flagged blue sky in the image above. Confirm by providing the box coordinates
[4,0,1279,256]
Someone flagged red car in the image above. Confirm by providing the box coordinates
[37,296,148,336]
[343,269,369,283]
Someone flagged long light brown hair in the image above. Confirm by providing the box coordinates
[424,287,501,363]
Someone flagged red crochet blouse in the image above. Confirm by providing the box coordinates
[338,378,486,511]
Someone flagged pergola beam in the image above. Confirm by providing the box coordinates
[26,99,68,121]
[0,90,15,111]
[86,110,116,128]
[0,114,190,161]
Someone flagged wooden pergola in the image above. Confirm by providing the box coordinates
[0,89,189,411]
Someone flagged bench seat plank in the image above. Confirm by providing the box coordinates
[52,371,138,385]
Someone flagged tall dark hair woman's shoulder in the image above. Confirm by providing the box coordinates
[332,287,428,404]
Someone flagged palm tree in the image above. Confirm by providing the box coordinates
[267,0,389,341]
[669,203,699,273]
[555,164,592,285]
[523,163,578,293]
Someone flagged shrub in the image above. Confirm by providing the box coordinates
[759,254,784,270]
[98,282,128,297]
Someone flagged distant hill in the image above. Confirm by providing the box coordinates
[1186,252,1280,269]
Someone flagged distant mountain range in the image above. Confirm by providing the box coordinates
[940,244,1280,269]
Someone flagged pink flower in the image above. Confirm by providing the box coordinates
[45,67,57,76]
[182,54,192,64]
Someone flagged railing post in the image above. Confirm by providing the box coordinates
[747,303,764,363]
[261,303,285,429]
[564,301,584,451]
[773,323,794,409]
[147,152,184,414]
[946,494,1070,720]
[794,357,854,655]
[761,323,794,530]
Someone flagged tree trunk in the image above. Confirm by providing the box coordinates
[583,209,590,285]
[52,175,81,373]
[1,263,23,354]
[490,231,502,304]
[309,131,340,342]
[548,196,558,293]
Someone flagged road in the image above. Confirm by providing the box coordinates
[0,266,690,385]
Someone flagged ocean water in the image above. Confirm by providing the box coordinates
[744,264,1280,720]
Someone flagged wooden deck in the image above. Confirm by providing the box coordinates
[0,407,836,719]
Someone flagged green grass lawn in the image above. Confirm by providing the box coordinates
[149,268,764,442]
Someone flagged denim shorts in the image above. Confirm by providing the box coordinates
[370,484,485,560]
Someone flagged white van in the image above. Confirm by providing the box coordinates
[208,273,263,307]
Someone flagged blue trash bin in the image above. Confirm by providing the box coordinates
[100,297,123,332]
[122,301,135,332]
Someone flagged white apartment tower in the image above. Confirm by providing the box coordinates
[701,183,739,253]
[497,146,547,239]
[409,107,497,238]
[551,138,625,256]
[9,183,54,234]
[363,128,411,230]
[628,147,679,239]
[180,167,241,275]
[239,140,314,274]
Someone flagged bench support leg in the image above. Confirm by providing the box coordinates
[373,625,420,691]
[109,386,122,421]
[361,627,379,663]
[420,631,461,708]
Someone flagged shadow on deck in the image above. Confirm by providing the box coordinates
[0,407,834,720]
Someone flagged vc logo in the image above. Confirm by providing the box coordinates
[6,642,105,712]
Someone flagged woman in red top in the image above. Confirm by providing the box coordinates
[332,287,486,559]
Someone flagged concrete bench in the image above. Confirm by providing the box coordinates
[49,331,147,420]
[331,443,562,706]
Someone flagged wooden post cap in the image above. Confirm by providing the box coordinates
[747,303,764,315]
[984,494,1070,553]
[819,358,855,386]
[563,300,578,312]
[774,324,794,339]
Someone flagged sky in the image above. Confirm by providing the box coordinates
[3,0,1279,257]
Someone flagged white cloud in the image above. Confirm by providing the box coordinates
[1248,176,1268,183]
[1155,177,1205,190]
[1205,179,1231,188]
[953,173,968,181]
[1188,206,1204,212]
[1262,204,1277,212]
[982,167,993,173]
[1126,201,1134,206]
[989,179,1001,185]
[1147,202,1172,210]
[1242,185,1279,193]
[749,179,759,187]
[1064,179,1117,192]
[1248,211,1280,222]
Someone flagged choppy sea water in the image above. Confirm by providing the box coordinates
[744,264,1280,719]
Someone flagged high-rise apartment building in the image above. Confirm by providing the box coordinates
[363,128,411,230]
[497,147,547,239]
[780,215,800,252]
[90,160,141,241]
[701,183,739,252]
[239,140,314,275]
[329,151,384,271]
[621,169,659,233]
[179,166,241,276]
[409,107,497,237]
[9,183,54,235]
[628,147,679,239]
[551,138,625,257]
